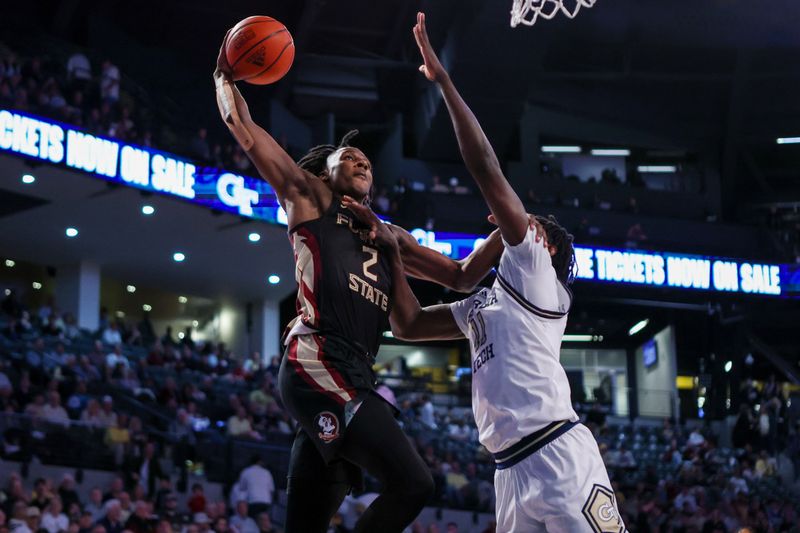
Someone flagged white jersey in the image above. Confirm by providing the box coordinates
[450,226,578,454]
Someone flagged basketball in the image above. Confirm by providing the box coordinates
[225,16,295,85]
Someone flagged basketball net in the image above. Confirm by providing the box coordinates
[510,0,597,27]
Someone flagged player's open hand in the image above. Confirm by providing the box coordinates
[488,213,548,248]
[342,196,399,252]
[214,29,233,80]
[413,12,449,84]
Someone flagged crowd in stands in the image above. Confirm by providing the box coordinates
[3,276,800,533]
[0,42,255,177]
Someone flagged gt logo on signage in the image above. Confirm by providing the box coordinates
[217,173,258,216]
[581,484,625,533]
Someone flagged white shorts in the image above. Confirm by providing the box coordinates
[494,423,626,533]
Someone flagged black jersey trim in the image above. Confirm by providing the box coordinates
[495,270,571,319]
[493,420,577,470]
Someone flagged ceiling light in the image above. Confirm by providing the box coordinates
[724,360,732,373]
[4,259,14,267]
[116,311,125,318]
[126,285,136,293]
[192,320,199,328]
[591,149,630,156]
[4,289,10,296]
[562,334,593,342]
[248,232,261,243]
[178,331,185,340]
[268,274,280,285]
[142,304,152,312]
[173,252,186,262]
[628,319,649,336]
[142,205,155,215]
[65,227,79,238]
[32,282,42,290]
[178,296,188,304]
[637,165,676,173]
[541,145,582,153]
[22,174,35,184]
[776,137,800,144]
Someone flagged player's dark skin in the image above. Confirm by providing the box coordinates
[213,29,504,294]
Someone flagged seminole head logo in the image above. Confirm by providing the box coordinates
[315,411,340,443]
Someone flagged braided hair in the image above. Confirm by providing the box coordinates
[296,130,373,205]
[535,214,576,285]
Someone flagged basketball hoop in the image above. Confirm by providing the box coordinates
[510,0,597,28]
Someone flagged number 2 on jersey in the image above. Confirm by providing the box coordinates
[468,311,487,350]
[362,246,379,282]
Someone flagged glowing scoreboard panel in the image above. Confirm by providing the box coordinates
[0,109,285,222]
[409,232,797,298]
[574,247,783,296]
[2,109,797,298]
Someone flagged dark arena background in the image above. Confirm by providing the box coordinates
[1,1,800,531]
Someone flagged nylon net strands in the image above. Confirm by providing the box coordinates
[510,0,597,27]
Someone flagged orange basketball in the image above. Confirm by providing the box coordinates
[225,16,295,85]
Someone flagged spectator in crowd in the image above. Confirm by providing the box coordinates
[625,222,647,249]
[9,501,31,533]
[25,506,41,533]
[236,457,274,519]
[57,475,80,511]
[98,500,124,533]
[124,501,153,533]
[264,356,280,381]
[128,442,164,498]
[84,489,105,523]
[40,497,68,533]
[430,175,450,193]
[229,501,257,533]
[419,394,436,429]
[102,324,123,347]
[226,407,259,440]
[41,392,70,426]
[66,52,91,89]
[190,128,211,162]
[76,510,95,533]
[100,60,120,103]
[97,396,119,427]
[186,485,206,516]
[255,513,275,533]
[247,380,276,418]
[105,413,131,466]
[25,394,46,420]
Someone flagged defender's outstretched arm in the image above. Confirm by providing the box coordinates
[414,13,529,245]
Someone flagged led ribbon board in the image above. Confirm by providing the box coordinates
[0,109,285,223]
[3,109,797,298]
[411,229,798,298]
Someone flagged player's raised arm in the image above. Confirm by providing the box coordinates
[389,224,504,293]
[214,31,317,223]
[414,13,528,245]
[342,198,464,341]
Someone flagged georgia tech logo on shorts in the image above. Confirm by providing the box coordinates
[581,484,625,533]
[315,411,340,443]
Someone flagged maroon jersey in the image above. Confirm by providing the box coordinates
[289,197,392,356]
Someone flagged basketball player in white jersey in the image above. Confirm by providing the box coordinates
[341,13,627,533]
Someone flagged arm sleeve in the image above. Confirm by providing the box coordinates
[449,295,475,337]
[500,225,551,274]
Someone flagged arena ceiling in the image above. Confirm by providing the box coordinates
[5,0,799,203]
